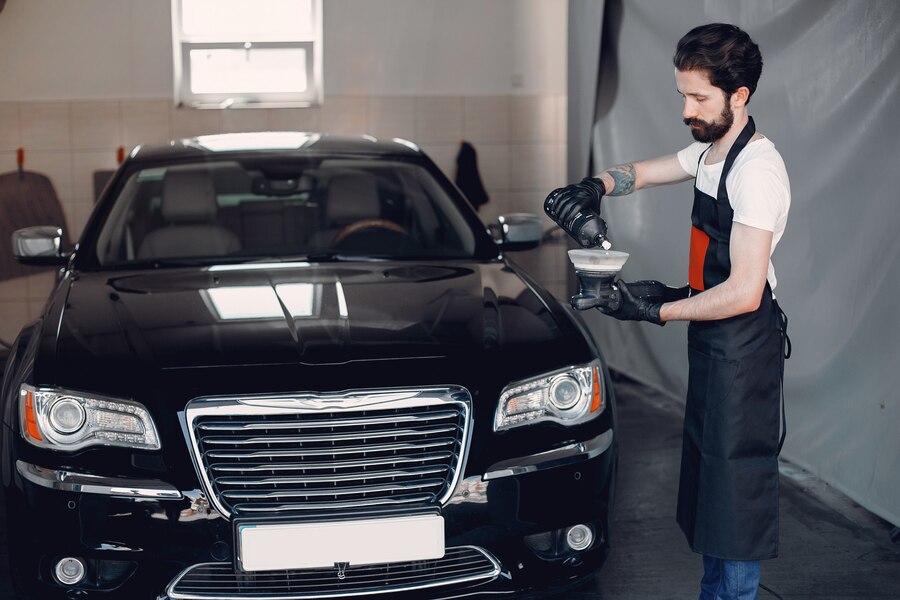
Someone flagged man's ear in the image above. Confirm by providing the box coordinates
[731,86,751,108]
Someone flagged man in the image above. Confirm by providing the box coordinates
[545,23,790,600]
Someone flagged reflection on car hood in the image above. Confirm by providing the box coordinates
[50,261,576,370]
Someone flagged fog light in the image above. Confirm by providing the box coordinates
[54,557,86,585]
[565,524,594,551]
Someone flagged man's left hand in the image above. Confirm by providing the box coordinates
[599,280,665,326]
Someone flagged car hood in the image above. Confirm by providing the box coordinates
[46,261,583,376]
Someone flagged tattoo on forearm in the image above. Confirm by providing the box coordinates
[605,163,636,196]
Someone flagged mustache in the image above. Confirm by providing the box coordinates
[684,118,708,128]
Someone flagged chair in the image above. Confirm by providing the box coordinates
[308,173,382,248]
[137,167,241,260]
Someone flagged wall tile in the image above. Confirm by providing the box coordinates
[24,151,73,208]
[24,272,55,302]
[478,191,509,225]
[367,97,416,142]
[510,95,558,143]
[72,151,118,204]
[28,299,49,320]
[122,100,172,149]
[0,151,15,176]
[509,143,564,193]
[267,107,322,132]
[71,101,121,150]
[0,300,29,342]
[508,190,546,220]
[556,94,568,144]
[415,97,463,144]
[463,96,510,144]
[419,143,457,180]
[71,199,97,239]
[0,103,21,152]
[0,277,28,302]
[20,102,71,151]
[472,143,510,192]
[171,107,222,139]
[221,108,270,134]
[320,96,368,136]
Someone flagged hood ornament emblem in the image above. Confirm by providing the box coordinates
[335,562,349,580]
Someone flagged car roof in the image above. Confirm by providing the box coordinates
[130,131,426,162]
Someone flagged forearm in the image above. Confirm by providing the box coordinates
[595,163,637,196]
[659,279,761,322]
[595,154,693,196]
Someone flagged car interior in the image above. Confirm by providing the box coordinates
[94,159,477,265]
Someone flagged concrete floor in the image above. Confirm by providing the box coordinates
[0,374,897,599]
[546,373,900,600]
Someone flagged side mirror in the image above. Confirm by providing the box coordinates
[495,213,543,251]
[12,226,69,266]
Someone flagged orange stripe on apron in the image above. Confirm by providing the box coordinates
[688,225,709,291]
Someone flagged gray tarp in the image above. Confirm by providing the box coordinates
[568,0,900,527]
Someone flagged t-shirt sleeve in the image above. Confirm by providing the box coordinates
[676,142,708,177]
[729,158,790,232]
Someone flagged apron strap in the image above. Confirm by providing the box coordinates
[716,116,756,202]
[774,299,791,454]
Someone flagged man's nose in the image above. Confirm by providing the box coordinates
[682,99,697,120]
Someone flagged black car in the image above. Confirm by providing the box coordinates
[1,132,617,599]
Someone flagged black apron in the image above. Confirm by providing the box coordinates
[676,117,789,560]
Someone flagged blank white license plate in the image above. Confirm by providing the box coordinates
[237,514,445,572]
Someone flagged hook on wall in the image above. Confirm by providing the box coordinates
[16,147,24,180]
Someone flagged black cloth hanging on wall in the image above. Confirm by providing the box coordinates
[454,141,489,212]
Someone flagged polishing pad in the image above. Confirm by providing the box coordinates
[567,249,629,273]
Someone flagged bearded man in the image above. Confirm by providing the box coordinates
[545,23,791,600]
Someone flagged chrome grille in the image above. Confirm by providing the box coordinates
[166,546,500,600]
[183,387,471,519]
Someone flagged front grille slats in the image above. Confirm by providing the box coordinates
[234,494,435,513]
[197,410,459,431]
[214,465,447,486]
[167,546,501,599]
[186,390,470,518]
[205,439,456,460]
[209,451,454,473]
[221,478,448,500]
[201,425,458,446]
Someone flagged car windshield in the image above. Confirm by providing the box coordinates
[91,156,486,267]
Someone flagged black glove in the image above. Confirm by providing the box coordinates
[543,177,609,248]
[598,280,665,326]
[624,280,690,304]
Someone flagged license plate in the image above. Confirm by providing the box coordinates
[236,514,445,572]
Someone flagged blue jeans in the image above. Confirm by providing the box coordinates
[698,555,761,600]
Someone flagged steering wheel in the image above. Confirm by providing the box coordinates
[331,219,408,246]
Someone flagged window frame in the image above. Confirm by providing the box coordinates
[171,0,324,109]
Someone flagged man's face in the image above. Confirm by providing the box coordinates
[675,69,733,143]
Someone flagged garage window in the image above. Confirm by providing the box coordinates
[172,0,323,108]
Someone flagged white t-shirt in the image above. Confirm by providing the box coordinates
[677,136,790,290]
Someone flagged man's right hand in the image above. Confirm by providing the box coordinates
[543,177,608,248]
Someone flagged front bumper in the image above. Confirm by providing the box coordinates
[7,430,616,599]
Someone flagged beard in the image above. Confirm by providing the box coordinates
[684,98,734,143]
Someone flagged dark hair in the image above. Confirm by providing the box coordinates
[673,23,763,100]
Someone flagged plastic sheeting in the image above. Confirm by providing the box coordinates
[568,0,900,527]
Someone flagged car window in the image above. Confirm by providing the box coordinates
[92,157,481,266]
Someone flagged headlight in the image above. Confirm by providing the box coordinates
[20,385,160,451]
[494,360,605,431]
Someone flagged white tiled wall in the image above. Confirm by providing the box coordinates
[0,93,570,344]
